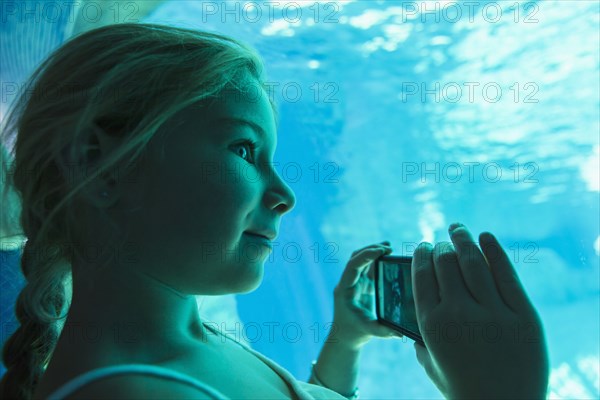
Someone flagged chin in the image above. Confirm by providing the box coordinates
[223,260,264,294]
[238,270,264,294]
[236,282,262,294]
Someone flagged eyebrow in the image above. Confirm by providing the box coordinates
[212,117,268,141]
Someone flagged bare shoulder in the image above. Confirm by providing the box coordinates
[63,373,217,400]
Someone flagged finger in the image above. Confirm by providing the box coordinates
[363,268,376,295]
[367,262,375,281]
[433,241,472,302]
[479,232,534,313]
[367,244,391,281]
[351,241,390,257]
[411,242,439,316]
[340,246,392,288]
[448,223,501,307]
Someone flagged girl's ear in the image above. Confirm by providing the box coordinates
[58,122,124,208]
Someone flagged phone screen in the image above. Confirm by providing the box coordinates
[375,255,424,345]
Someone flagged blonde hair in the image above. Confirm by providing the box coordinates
[0,22,274,399]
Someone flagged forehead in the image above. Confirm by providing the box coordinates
[156,80,276,139]
[205,80,275,128]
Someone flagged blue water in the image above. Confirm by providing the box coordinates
[1,1,599,398]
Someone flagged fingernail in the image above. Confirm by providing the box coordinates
[449,222,463,232]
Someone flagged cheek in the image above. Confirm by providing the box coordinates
[201,162,259,206]
[170,168,256,224]
[145,154,259,222]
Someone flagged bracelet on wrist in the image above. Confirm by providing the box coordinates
[309,360,360,400]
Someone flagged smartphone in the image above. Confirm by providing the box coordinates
[374,255,425,346]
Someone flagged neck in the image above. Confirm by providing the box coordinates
[62,262,210,359]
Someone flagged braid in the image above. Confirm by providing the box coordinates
[0,239,69,400]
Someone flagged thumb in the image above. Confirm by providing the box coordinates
[414,342,431,369]
[414,342,447,396]
[371,320,403,338]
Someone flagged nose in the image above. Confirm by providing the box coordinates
[266,168,296,215]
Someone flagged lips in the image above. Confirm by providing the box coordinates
[245,231,277,241]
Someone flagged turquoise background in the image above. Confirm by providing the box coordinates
[1,1,598,398]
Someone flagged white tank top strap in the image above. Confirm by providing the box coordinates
[46,363,229,400]
[47,322,343,400]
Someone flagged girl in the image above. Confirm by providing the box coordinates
[0,23,549,400]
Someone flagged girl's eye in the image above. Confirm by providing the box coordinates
[233,140,257,163]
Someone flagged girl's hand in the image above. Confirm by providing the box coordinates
[412,223,550,399]
[330,241,402,350]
